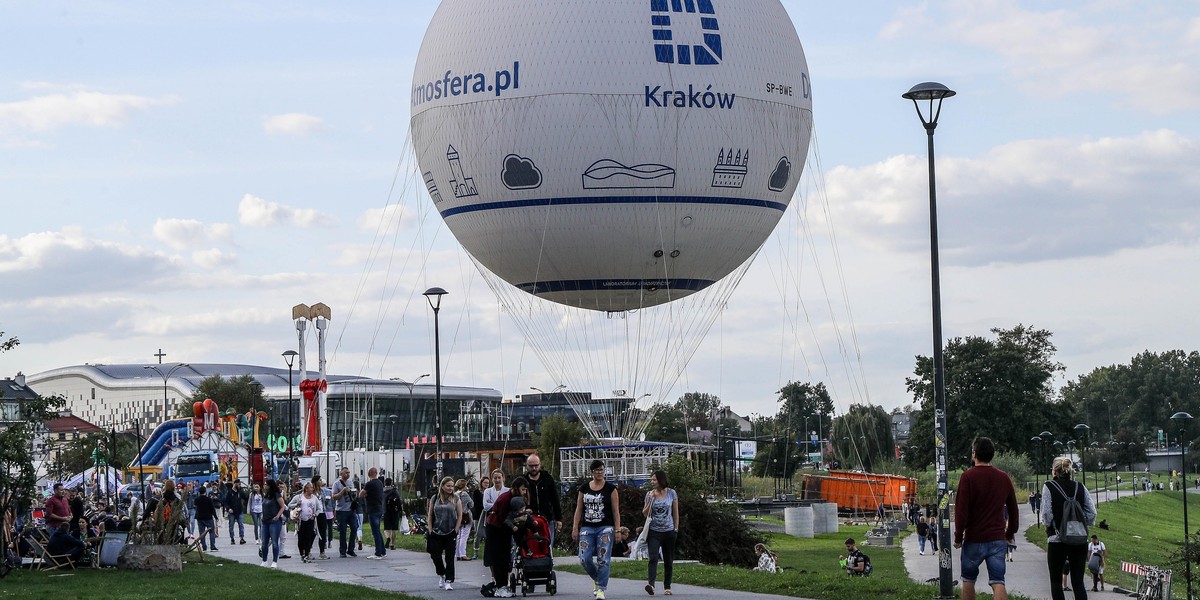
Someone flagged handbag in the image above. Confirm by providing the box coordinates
[290,506,301,521]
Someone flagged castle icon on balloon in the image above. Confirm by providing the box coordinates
[711,148,748,189]
[446,145,479,199]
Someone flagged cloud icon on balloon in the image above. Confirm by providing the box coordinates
[768,156,792,192]
[502,154,543,190]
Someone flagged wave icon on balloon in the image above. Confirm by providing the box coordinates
[581,159,676,189]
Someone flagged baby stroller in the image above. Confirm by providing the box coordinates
[509,514,556,596]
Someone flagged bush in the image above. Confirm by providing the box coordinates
[559,455,764,567]
[990,451,1032,485]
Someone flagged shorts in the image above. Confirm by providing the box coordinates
[960,539,1008,585]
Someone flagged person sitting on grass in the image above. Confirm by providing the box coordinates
[843,538,872,576]
[613,526,631,557]
[752,543,778,573]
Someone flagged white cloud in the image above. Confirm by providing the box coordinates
[0,90,176,132]
[237,193,332,228]
[0,227,177,299]
[262,112,324,136]
[191,248,237,269]
[827,129,1200,265]
[881,1,1200,113]
[357,203,421,234]
[152,218,233,251]
[133,308,281,336]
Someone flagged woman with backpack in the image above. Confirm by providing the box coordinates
[1040,456,1096,600]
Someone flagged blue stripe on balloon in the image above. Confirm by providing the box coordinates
[440,195,788,218]
[515,278,716,294]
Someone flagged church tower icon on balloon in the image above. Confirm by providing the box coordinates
[446,144,479,199]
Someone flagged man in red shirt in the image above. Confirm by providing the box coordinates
[954,437,1019,600]
[44,484,72,532]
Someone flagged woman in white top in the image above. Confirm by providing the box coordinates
[248,483,264,542]
[483,469,508,516]
[295,482,322,563]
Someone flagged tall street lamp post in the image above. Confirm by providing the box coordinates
[388,414,399,480]
[1107,441,1120,501]
[903,80,956,600]
[1074,423,1091,495]
[1171,411,1193,600]
[424,287,448,485]
[1031,436,1044,493]
[283,350,298,448]
[400,374,430,442]
[144,363,190,425]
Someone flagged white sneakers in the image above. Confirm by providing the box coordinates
[445,582,454,591]
[270,561,278,569]
[261,561,268,567]
[439,577,446,589]
[495,587,514,598]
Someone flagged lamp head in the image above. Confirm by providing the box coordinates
[423,287,449,310]
[902,82,956,101]
[282,350,298,368]
[1073,423,1090,435]
[1171,411,1194,426]
[902,81,955,129]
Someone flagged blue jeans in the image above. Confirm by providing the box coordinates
[228,512,245,542]
[918,534,927,553]
[260,519,283,562]
[368,511,385,557]
[336,510,356,555]
[197,519,217,550]
[578,526,614,591]
[251,512,262,540]
[961,539,1008,585]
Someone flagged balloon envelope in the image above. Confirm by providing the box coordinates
[411,0,813,312]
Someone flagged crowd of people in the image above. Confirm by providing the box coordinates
[11,439,1151,600]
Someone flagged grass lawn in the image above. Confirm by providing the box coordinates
[1025,489,1191,597]
[0,558,423,599]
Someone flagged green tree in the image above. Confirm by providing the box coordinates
[676,391,722,432]
[175,374,268,418]
[907,324,1065,470]
[52,431,140,477]
[1064,350,1200,444]
[644,404,688,443]
[775,381,835,442]
[830,404,894,472]
[0,331,17,353]
[531,413,587,478]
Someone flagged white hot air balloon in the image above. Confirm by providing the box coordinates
[411,0,813,438]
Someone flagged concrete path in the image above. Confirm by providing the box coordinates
[901,484,1193,599]
[203,532,816,600]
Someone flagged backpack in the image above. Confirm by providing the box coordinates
[1048,480,1088,545]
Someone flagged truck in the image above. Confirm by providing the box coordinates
[298,451,342,484]
[171,450,221,488]
[297,449,413,485]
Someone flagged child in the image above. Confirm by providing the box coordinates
[752,543,778,573]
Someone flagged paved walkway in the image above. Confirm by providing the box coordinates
[901,484,1195,599]
[203,532,815,600]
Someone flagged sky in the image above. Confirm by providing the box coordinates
[2,1,1199,423]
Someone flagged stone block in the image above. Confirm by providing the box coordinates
[117,544,183,572]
